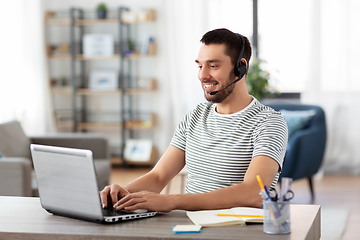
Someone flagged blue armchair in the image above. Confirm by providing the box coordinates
[266,104,327,202]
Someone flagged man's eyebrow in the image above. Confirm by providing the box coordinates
[195,59,221,63]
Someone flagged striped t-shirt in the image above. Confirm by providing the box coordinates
[170,97,288,193]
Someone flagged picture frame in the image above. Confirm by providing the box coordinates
[82,34,114,56]
[89,69,118,90]
[124,139,153,162]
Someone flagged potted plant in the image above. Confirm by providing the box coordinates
[96,3,107,19]
[246,59,276,100]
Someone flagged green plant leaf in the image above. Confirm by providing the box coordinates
[246,59,273,100]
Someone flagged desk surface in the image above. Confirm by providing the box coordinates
[0,197,320,240]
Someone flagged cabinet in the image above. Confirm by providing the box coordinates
[45,7,157,165]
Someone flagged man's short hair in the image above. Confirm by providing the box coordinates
[200,28,252,72]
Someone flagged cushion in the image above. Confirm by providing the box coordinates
[279,109,316,140]
[0,121,32,159]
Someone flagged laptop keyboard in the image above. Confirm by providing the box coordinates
[102,208,136,217]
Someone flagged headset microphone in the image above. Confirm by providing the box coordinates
[209,76,241,95]
[209,33,247,96]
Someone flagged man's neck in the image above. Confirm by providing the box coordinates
[215,89,253,115]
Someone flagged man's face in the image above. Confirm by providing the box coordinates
[195,43,237,103]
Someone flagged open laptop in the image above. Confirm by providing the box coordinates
[30,144,157,223]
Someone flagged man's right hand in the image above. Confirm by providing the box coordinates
[100,184,130,208]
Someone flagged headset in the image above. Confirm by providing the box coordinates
[209,33,247,95]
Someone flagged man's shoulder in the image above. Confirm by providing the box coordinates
[189,102,214,116]
[247,99,285,123]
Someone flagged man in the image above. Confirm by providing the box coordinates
[100,28,287,212]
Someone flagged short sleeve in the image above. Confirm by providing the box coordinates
[252,112,288,171]
[170,113,190,152]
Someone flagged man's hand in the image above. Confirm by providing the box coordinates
[113,191,176,212]
[100,184,130,208]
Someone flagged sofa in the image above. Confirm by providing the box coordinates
[0,120,111,197]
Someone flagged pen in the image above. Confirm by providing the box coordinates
[264,185,271,201]
[217,214,264,218]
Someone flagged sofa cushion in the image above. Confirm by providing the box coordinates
[0,121,32,160]
[279,109,316,140]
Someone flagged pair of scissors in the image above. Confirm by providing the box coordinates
[268,188,294,202]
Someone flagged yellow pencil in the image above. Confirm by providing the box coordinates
[256,175,266,192]
[217,214,264,218]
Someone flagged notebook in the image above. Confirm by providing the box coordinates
[30,144,157,223]
[186,207,264,227]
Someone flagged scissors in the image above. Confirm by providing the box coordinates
[268,188,294,202]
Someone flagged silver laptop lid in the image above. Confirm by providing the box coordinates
[30,144,103,221]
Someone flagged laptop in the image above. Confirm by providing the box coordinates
[30,144,157,223]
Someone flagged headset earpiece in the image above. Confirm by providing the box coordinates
[234,34,246,79]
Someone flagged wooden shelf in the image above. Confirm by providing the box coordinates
[48,54,71,60]
[76,54,121,60]
[45,9,155,26]
[76,89,121,95]
[125,113,155,129]
[48,53,156,60]
[77,123,121,130]
[49,54,118,60]
[125,78,156,94]
[75,114,155,130]
[45,18,71,26]
[55,122,73,130]
[123,52,155,60]
[51,79,156,95]
[51,87,72,94]
[75,19,119,26]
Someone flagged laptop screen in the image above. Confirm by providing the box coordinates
[30,144,103,221]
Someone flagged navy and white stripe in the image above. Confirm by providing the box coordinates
[170,97,288,193]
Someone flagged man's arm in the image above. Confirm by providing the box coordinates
[113,155,279,212]
[124,146,186,193]
[100,146,185,208]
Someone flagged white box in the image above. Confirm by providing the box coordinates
[124,139,153,162]
[89,69,118,90]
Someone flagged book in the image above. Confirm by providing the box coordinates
[186,207,264,227]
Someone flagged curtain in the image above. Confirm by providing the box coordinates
[153,0,209,154]
[0,0,54,135]
[302,0,360,174]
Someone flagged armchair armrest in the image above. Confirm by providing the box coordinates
[0,158,32,197]
[30,133,110,160]
[283,126,325,180]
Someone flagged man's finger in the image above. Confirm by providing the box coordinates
[99,186,110,208]
[115,195,146,210]
[109,185,121,206]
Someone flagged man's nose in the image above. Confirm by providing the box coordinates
[199,67,210,80]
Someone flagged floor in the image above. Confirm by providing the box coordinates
[110,168,360,240]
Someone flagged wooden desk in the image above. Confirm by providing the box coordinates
[0,197,320,240]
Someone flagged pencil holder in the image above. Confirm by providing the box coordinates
[263,200,291,234]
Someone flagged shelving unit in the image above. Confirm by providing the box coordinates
[45,7,157,166]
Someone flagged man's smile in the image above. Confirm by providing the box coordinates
[203,82,218,92]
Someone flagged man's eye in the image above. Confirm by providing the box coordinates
[197,65,203,69]
[210,65,218,68]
